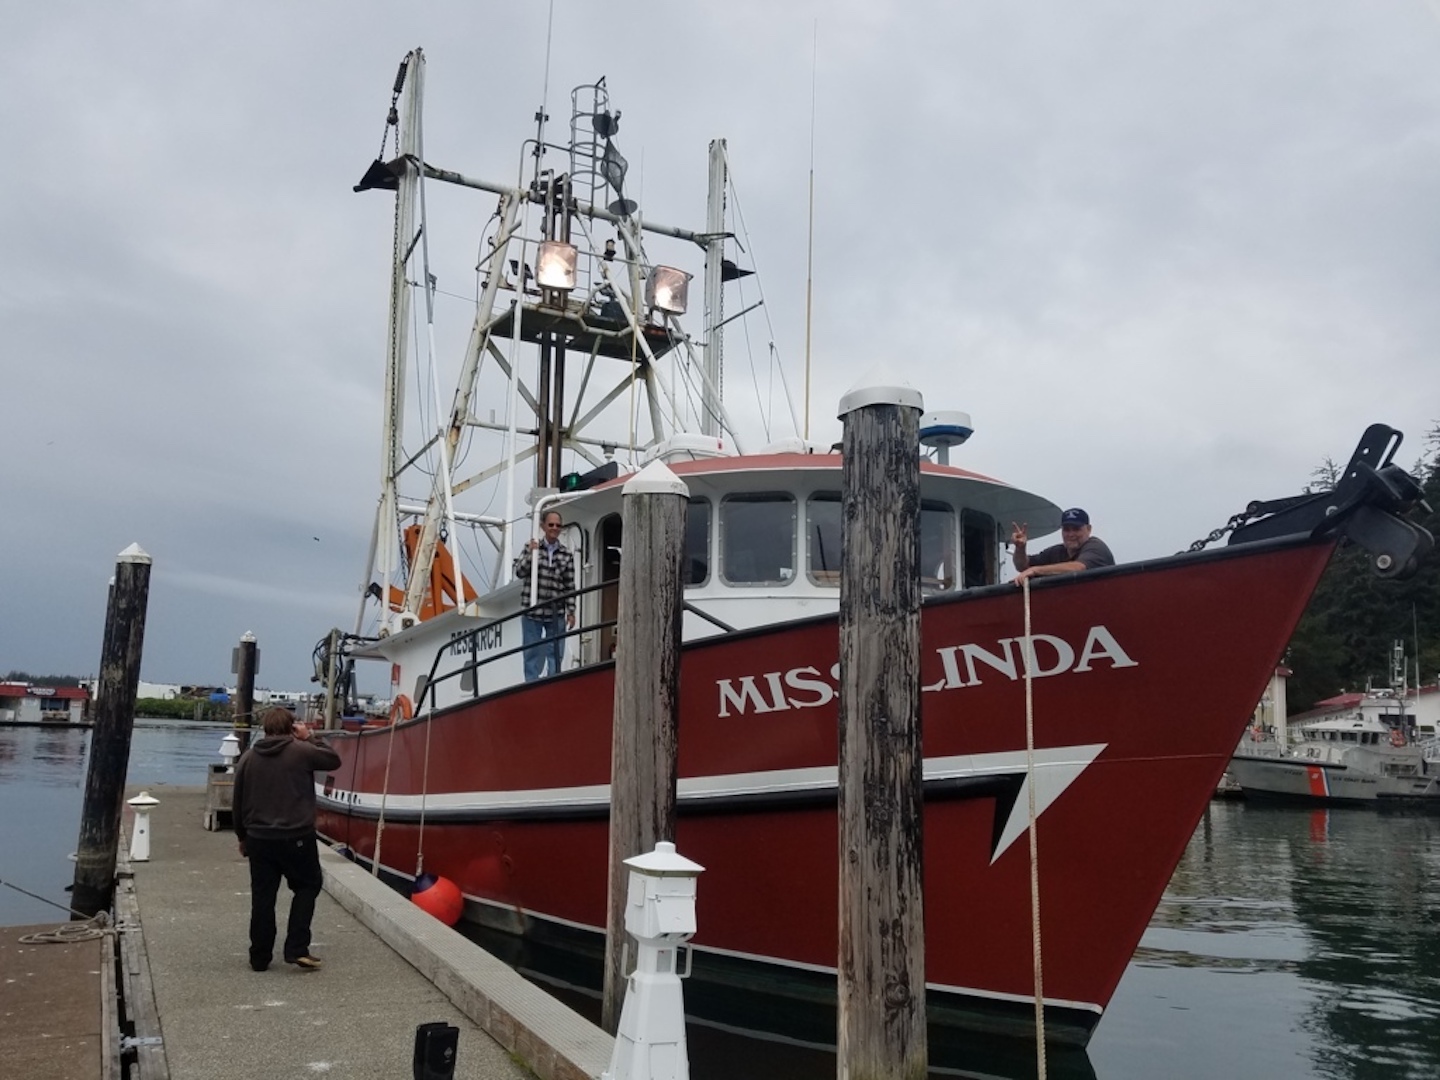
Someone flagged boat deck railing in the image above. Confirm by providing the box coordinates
[413,581,735,715]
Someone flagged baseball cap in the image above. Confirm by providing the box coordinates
[1060,507,1089,526]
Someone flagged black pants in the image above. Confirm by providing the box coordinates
[246,833,323,965]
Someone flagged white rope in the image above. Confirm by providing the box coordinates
[1,878,111,936]
[17,916,112,945]
[416,701,435,878]
[1021,576,1048,1078]
[372,715,401,876]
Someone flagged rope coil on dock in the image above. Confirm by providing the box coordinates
[17,915,113,945]
[1,875,118,942]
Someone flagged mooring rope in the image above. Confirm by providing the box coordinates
[17,916,113,945]
[0,878,114,943]
[1021,577,1048,1079]
[372,715,401,877]
[415,702,435,879]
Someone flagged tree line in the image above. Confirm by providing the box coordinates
[2,670,83,687]
[1284,425,1440,712]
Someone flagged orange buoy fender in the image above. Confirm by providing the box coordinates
[411,873,464,925]
[389,694,414,725]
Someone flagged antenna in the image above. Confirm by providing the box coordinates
[533,0,558,186]
[803,20,818,441]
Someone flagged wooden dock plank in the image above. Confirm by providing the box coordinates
[0,924,105,1080]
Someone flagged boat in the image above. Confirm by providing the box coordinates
[310,50,1435,1051]
[1229,686,1440,805]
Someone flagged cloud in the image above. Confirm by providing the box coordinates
[2,0,1437,689]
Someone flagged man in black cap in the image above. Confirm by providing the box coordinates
[233,707,342,972]
[1010,508,1114,586]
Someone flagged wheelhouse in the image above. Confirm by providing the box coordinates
[356,447,1059,713]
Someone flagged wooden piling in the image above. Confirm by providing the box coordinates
[234,631,257,751]
[323,627,341,730]
[601,461,688,1034]
[72,544,153,918]
[837,380,928,1080]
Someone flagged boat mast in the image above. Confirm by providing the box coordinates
[353,62,760,622]
[701,140,726,438]
[370,51,422,632]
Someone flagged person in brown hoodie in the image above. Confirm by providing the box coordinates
[233,707,342,972]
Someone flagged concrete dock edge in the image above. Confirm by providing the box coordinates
[318,845,614,1080]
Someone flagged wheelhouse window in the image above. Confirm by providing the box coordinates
[721,493,796,586]
[921,501,957,594]
[960,509,998,588]
[807,493,842,585]
[685,497,711,586]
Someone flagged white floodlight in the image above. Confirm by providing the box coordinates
[645,266,691,315]
[536,240,578,291]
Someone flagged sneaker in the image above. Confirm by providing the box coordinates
[284,954,323,970]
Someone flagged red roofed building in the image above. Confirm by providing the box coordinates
[0,683,89,725]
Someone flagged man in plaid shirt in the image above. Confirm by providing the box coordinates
[513,509,576,680]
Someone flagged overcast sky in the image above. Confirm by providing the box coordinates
[3,1,1438,692]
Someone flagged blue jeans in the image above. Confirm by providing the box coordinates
[522,614,566,681]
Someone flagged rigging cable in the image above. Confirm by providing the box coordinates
[723,151,803,437]
[415,110,462,573]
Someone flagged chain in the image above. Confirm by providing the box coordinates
[1184,505,1260,553]
[376,57,409,163]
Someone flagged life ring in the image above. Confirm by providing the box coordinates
[390,694,414,725]
[1250,726,1264,742]
[1390,727,1406,748]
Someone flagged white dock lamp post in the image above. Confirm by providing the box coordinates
[602,841,704,1080]
[127,791,159,863]
[218,732,241,772]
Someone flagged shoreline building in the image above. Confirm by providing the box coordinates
[0,683,89,724]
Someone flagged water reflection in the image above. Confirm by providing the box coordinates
[0,720,226,926]
[1287,809,1440,1080]
[1091,803,1440,1080]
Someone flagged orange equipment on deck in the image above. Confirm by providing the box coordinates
[387,525,477,621]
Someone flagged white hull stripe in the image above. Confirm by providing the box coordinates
[320,743,1106,862]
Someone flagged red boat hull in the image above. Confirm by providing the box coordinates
[317,540,1331,1045]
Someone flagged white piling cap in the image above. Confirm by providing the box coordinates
[623,840,705,877]
[118,543,152,565]
[622,459,689,497]
[241,631,256,643]
[127,791,160,808]
[838,367,924,417]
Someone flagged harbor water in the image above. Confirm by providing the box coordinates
[3,720,1437,1078]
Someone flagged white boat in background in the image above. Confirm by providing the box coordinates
[1229,685,1440,805]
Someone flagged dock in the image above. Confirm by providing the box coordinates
[3,785,614,1080]
[0,922,111,1080]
